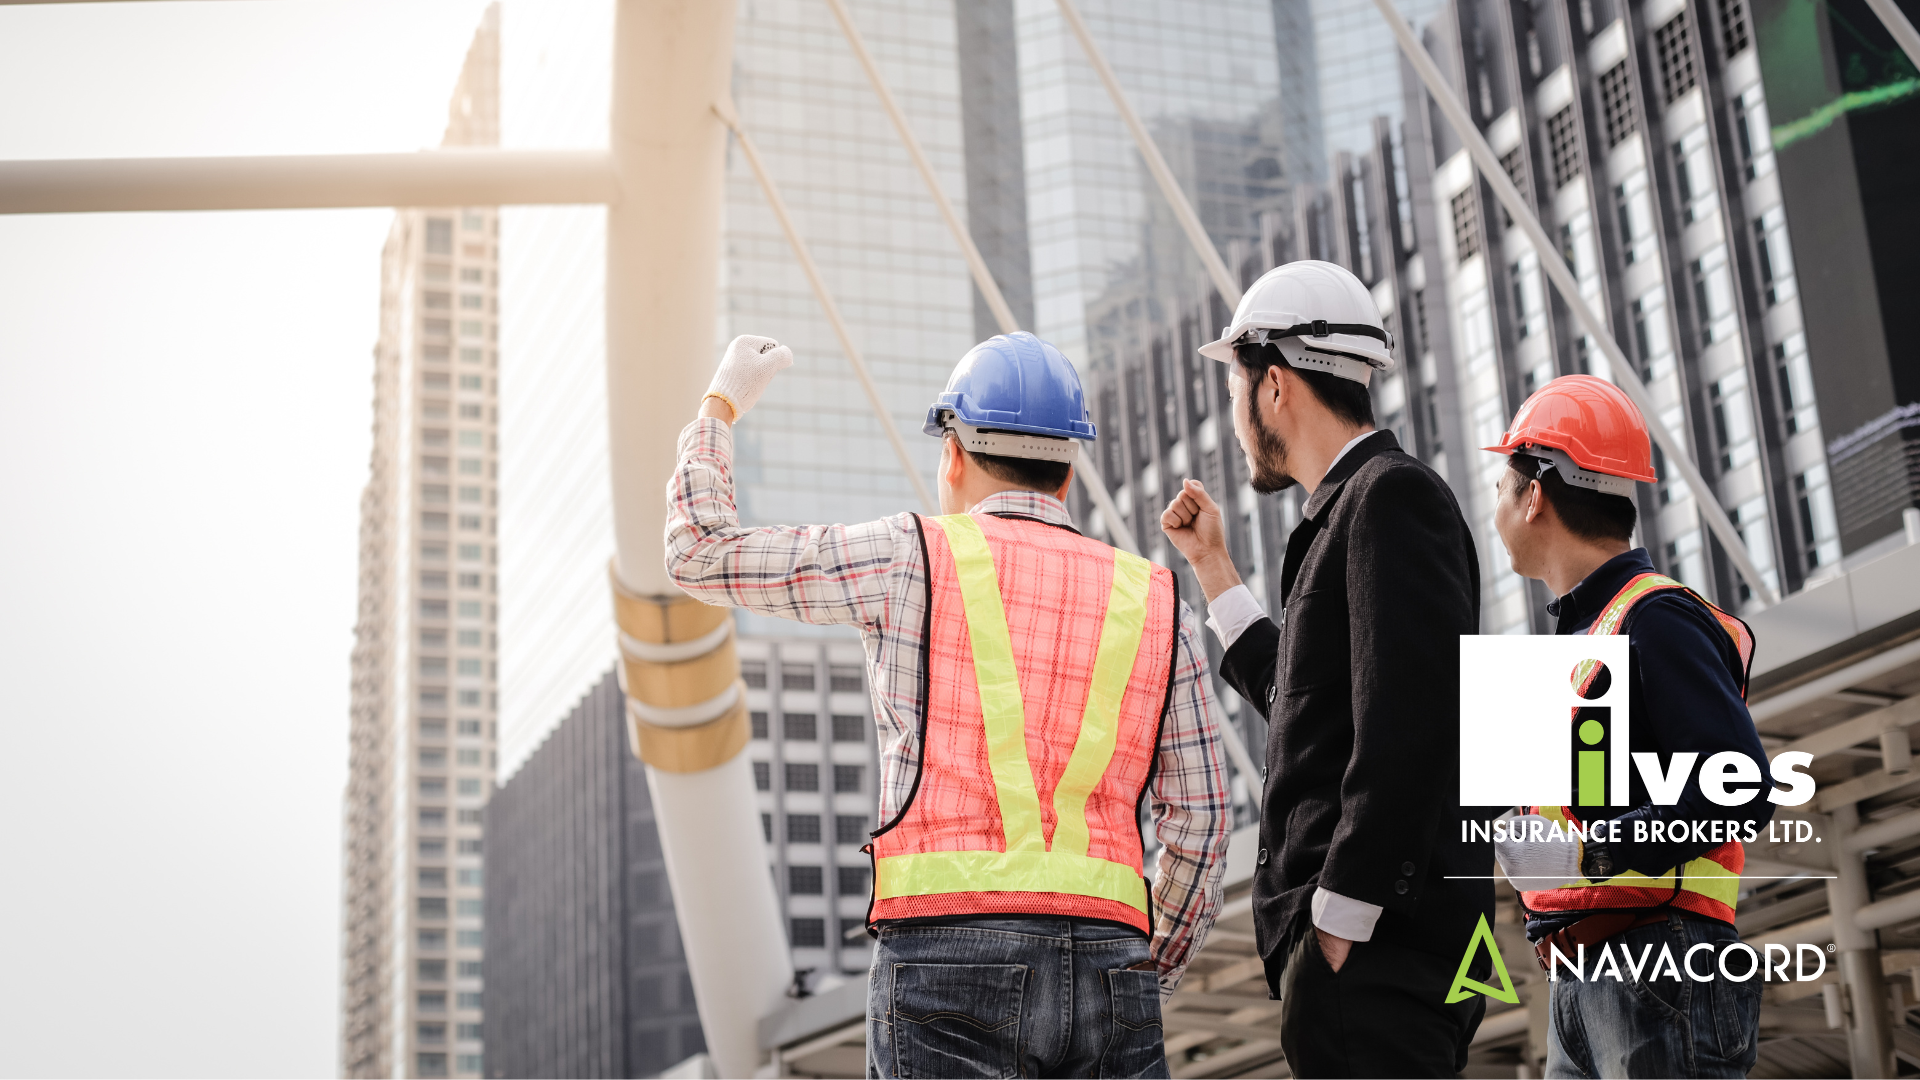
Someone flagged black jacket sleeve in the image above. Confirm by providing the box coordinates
[1321,464,1476,915]
[1218,615,1280,717]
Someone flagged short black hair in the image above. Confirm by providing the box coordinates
[1505,454,1637,543]
[958,441,1072,493]
[1233,342,1375,428]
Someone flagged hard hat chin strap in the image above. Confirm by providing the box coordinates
[942,418,1078,463]
[1522,446,1637,498]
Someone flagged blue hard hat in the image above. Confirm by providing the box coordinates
[921,332,1096,441]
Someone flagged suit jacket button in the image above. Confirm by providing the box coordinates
[1400,861,1415,876]
[1258,847,1269,866]
[1394,879,1409,895]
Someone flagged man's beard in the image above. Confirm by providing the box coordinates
[1246,398,1296,493]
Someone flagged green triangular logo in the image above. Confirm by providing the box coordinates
[1445,913,1520,1004]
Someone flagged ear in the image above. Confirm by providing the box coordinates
[942,435,966,488]
[1524,479,1544,524]
[1055,465,1074,502]
[1264,363,1289,408]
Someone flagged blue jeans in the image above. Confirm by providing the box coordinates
[867,916,1168,1079]
[1545,913,1762,1078]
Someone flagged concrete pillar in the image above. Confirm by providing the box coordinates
[1829,803,1894,1078]
[605,3,790,1076]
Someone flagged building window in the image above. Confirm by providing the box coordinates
[418,897,449,919]
[420,838,447,858]
[421,748,447,768]
[834,765,864,793]
[1730,498,1780,600]
[1665,530,1707,590]
[457,690,482,707]
[460,346,484,364]
[424,373,451,392]
[1691,245,1737,347]
[456,1055,483,1074]
[422,484,449,506]
[457,960,483,978]
[1775,334,1818,435]
[459,374,483,391]
[416,1052,448,1078]
[1796,465,1841,570]
[458,514,483,531]
[836,814,870,845]
[1497,146,1530,206]
[781,663,816,691]
[1753,208,1796,305]
[1509,253,1545,340]
[459,431,484,448]
[420,688,448,709]
[457,601,483,619]
[425,218,453,254]
[459,293,484,310]
[1718,0,1750,54]
[753,761,770,791]
[789,866,824,895]
[1711,372,1760,473]
[422,542,449,560]
[1614,171,1657,265]
[761,813,773,842]
[424,428,450,448]
[456,748,481,766]
[424,318,451,338]
[422,512,449,532]
[420,656,448,678]
[456,658,483,676]
[418,1022,447,1045]
[457,718,482,736]
[458,404,483,420]
[786,763,820,791]
[421,778,448,799]
[418,959,448,982]
[1547,106,1582,189]
[791,918,826,948]
[829,665,864,692]
[422,718,447,738]
[457,485,482,504]
[420,808,447,829]
[456,899,483,917]
[419,929,447,950]
[458,458,483,476]
[457,778,482,797]
[839,866,870,895]
[1654,14,1696,104]
[787,814,822,843]
[1599,61,1635,146]
[832,714,866,742]
[418,991,448,1012]
[458,838,483,855]
[1673,127,1717,225]
[425,264,451,284]
[423,290,451,311]
[456,992,483,1010]
[784,713,817,741]
[1631,288,1676,383]
[456,930,483,949]
[751,711,769,739]
[743,660,768,689]
[457,809,482,825]
[1450,188,1480,263]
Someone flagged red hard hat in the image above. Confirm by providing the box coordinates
[1482,374,1658,483]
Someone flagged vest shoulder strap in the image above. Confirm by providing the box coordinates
[1596,572,1755,696]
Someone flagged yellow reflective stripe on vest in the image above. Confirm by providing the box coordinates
[876,849,1149,912]
[1592,573,1675,636]
[1050,548,1153,858]
[1534,809,1740,908]
[902,514,1153,914]
[927,514,1045,854]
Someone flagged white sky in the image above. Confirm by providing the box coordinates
[0,3,491,1076]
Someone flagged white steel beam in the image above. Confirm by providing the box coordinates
[0,150,616,214]
[1862,0,1920,75]
[1368,0,1780,606]
[603,4,788,1078]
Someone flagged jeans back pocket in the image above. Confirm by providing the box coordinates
[1101,968,1167,1078]
[890,962,1028,1079]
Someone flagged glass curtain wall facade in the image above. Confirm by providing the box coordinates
[341,9,501,1079]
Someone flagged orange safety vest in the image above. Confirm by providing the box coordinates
[867,512,1179,933]
[1523,572,1757,923]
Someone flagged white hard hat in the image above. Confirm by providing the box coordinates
[1198,260,1395,385]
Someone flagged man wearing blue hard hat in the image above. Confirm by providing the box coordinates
[666,331,1232,1079]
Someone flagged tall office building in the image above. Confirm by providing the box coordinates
[484,671,706,1078]
[340,9,501,1078]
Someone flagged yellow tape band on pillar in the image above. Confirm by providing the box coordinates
[609,560,732,644]
[629,686,751,774]
[620,629,739,707]
[925,515,1046,855]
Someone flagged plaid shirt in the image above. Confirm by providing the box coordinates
[665,418,1230,993]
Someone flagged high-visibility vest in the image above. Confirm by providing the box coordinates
[868,512,1179,933]
[1523,572,1757,923]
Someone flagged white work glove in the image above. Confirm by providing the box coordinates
[704,334,793,422]
[1494,813,1585,889]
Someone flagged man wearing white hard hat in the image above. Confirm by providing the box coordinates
[1162,261,1494,1076]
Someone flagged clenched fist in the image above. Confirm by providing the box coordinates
[1161,479,1243,601]
[703,334,794,422]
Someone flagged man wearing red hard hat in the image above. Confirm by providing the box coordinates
[1485,375,1774,1078]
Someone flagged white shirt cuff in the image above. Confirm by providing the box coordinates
[1203,584,1266,649]
[1310,887,1384,943]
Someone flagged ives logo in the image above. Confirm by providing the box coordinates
[1458,636,1814,810]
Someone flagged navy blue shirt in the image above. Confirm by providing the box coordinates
[1526,548,1774,939]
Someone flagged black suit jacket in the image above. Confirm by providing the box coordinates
[1218,431,1492,983]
